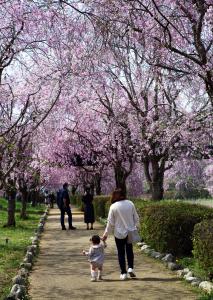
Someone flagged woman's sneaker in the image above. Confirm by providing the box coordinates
[120,273,128,280]
[128,268,136,278]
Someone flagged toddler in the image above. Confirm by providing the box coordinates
[83,235,106,282]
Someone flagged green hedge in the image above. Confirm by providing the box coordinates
[164,189,211,199]
[71,194,84,211]
[138,202,213,257]
[71,195,111,218]
[92,196,144,220]
[193,219,213,276]
[93,196,110,219]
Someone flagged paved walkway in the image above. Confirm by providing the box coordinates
[29,208,197,300]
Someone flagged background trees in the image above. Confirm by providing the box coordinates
[0,0,212,215]
[34,0,212,200]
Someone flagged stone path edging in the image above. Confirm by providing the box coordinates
[6,207,49,300]
[137,242,213,294]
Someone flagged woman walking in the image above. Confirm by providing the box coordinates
[102,189,139,280]
[82,188,95,230]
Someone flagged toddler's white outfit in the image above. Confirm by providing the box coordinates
[85,242,106,281]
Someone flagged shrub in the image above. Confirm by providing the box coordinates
[71,194,84,211]
[71,194,111,217]
[193,219,213,277]
[164,190,176,199]
[138,202,213,257]
[93,196,110,219]
[92,196,145,220]
[164,188,211,200]
[175,187,211,199]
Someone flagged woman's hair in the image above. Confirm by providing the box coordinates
[110,188,126,204]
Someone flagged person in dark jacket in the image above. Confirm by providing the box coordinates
[82,188,95,230]
[60,183,76,230]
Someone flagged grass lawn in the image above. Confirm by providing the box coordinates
[0,198,45,300]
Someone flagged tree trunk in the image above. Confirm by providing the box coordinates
[31,190,39,207]
[150,178,164,200]
[114,164,127,196]
[5,191,16,227]
[20,191,28,219]
[31,191,36,207]
[205,70,213,108]
[90,183,95,196]
[94,173,102,195]
[143,160,164,201]
[71,185,78,196]
[95,178,102,195]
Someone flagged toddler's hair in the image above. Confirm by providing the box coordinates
[90,235,101,245]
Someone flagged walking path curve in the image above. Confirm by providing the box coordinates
[29,208,197,300]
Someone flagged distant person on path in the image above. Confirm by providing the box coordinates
[82,188,95,230]
[57,183,76,230]
[44,190,50,207]
[83,235,107,282]
[49,192,55,208]
[102,189,139,280]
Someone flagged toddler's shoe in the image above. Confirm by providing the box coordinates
[91,277,97,282]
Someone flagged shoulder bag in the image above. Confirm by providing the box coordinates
[117,209,141,244]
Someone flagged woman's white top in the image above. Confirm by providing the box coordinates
[104,200,140,239]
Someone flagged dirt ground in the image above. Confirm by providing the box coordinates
[29,208,197,300]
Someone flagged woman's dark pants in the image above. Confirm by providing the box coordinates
[115,236,134,274]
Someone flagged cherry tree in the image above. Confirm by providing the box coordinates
[85,25,212,199]
[165,159,210,198]
[2,0,211,204]
[79,0,213,108]
[205,159,213,196]
[51,77,137,195]
[133,0,213,107]
[0,1,67,225]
